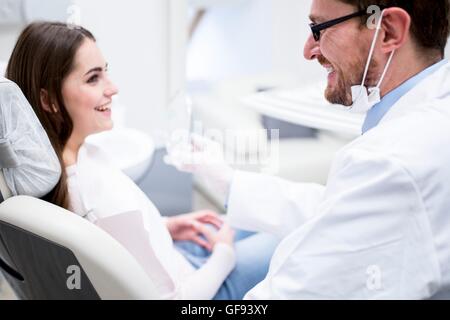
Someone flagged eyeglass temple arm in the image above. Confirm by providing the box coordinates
[312,10,367,32]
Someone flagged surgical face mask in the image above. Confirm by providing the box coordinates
[349,10,395,114]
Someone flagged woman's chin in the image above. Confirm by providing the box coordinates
[101,119,114,131]
[90,123,114,136]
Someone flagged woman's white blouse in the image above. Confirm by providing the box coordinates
[66,142,235,299]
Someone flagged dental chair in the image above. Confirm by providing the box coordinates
[0,77,159,300]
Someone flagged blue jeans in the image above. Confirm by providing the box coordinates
[174,229,279,300]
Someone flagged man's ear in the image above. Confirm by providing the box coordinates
[381,8,411,53]
[40,89,58,113]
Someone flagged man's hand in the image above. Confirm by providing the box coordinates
[164,133,235,199]
[166,210,225,251]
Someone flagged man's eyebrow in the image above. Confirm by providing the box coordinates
[309,14,324,23]
[309,14,320,22]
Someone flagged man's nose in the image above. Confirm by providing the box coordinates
[304,34,321,60]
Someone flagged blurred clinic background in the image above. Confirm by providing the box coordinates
[1,0,450,300]
[1,0,449,218]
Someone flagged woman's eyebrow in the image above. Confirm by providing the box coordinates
[84,63,108,76]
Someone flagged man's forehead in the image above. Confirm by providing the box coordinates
[309,0,356,21]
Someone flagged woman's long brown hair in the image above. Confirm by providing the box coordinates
[6,22,96,210]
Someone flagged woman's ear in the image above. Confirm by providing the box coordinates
[381,8,411,53]
[40,89,58,113]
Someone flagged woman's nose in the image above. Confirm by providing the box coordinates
[304,34,321,60]
[105,78,119,97]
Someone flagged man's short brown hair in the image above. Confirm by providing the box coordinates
[339,0,450,57]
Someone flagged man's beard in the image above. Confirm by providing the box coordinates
[319,54,378,107]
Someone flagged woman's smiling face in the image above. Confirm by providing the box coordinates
[62,38,119,140]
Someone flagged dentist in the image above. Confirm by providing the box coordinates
[169,0,450,299]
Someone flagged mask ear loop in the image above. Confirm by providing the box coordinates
[373,49,395,91]
[359,9,386,90]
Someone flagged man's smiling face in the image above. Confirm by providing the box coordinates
[304,0,377,106]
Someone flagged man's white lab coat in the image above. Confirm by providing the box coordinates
[227,62,450,299]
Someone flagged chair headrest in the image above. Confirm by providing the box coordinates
[0,77,61,199]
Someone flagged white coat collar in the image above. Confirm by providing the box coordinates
[379,60,450,125]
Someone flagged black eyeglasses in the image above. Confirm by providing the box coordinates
[309,9,368,41]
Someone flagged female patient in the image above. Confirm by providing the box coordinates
[6,22,278,300]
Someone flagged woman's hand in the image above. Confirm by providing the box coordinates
[196,222,235,251]
[166,210,225,251]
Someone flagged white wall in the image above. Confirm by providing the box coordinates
[0,25,22,63]
[73,0,187,146]
[187,0,273,81]
[0,0,25,64]
[0,0,72,63]
[187,0,323,86]
[270,0,323,84]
